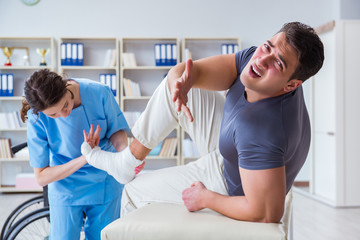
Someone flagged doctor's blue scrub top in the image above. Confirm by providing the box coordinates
[27,78,130,206]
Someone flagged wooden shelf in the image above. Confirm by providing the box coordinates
[60,66,117,70]
[0,186,42,193]
[122,96,151,100]
[145,156,178,160]
[0,128,27,131]
[0,66,51,70]
[0,157,29,162]
[122,66,172,70]
[0,96,24,101]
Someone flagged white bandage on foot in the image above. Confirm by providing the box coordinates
[81,142,143,184]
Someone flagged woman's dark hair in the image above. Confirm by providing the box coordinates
[20,69,71,122]
[278,22,324,82]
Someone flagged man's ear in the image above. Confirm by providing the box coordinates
[284,79,302,92]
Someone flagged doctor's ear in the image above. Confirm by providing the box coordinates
[284,79,302,92]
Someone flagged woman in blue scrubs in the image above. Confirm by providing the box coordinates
[20,69,129,240]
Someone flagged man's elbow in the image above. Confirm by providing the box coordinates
[247,206,284,223]
[258,208,284,223]
[259,215,283,223]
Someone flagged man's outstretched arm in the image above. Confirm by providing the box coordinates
[182,166,286,223]
[167,55,237,122]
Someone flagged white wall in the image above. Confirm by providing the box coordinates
[340,0,360,19]
[0,0,336,49]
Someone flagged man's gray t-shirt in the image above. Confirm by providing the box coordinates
[219,47,310,196]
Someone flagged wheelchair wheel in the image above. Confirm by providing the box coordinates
[0,195,44,240]
[4,207,50,240]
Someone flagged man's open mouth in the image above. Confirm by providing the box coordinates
[251,65,262,77]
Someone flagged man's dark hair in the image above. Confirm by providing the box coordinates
[278,22,324,82]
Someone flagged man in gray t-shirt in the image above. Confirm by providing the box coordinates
[220,47,310,197]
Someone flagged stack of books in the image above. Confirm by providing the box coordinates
[159,138,178,157]
[123,78,141,97]
[0,112,24,129]
[104,49,117,67]
[122,53,137,67]
[0,138,12,159]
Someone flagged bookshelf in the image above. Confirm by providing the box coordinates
[180,37,241,164]
[0,37,55,192]
[181,37,241,61]
[58,37,120,103]
[121,38,181,169]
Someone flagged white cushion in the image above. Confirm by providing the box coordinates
[102,189,292,240]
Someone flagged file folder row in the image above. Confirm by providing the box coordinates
[61,42,84,66]
[221,44,239,55]
[0,73,14,96]
[154,43,177,66]
[99,74,117,96]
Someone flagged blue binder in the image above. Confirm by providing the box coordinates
[166,44,172,66]
[160,44,166,66]
[154,44,161,66]
[234,44,239,53]
[65,43,72,65]
[111,74,116,96]
[61,43,66,65]
[227,44,234,54]
[1,74,7,96]
[72,43,78,66]
[99,74,106,85]
[221,44,227,54]
[0,74,2,96]
[171,44,177,65]
[105,74,111,90]
[7,74,14,96]
[77,43,84,66]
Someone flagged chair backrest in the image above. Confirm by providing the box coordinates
[10,142,27,155]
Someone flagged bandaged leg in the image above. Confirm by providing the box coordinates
[81,142,143,184]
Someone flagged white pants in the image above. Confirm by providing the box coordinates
[121,78,228,216]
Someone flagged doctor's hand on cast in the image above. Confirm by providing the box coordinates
[81,124,145,183]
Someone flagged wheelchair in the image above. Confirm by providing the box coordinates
[0,143,50,240]
[1,206,50,240]
[1,142,88,240]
